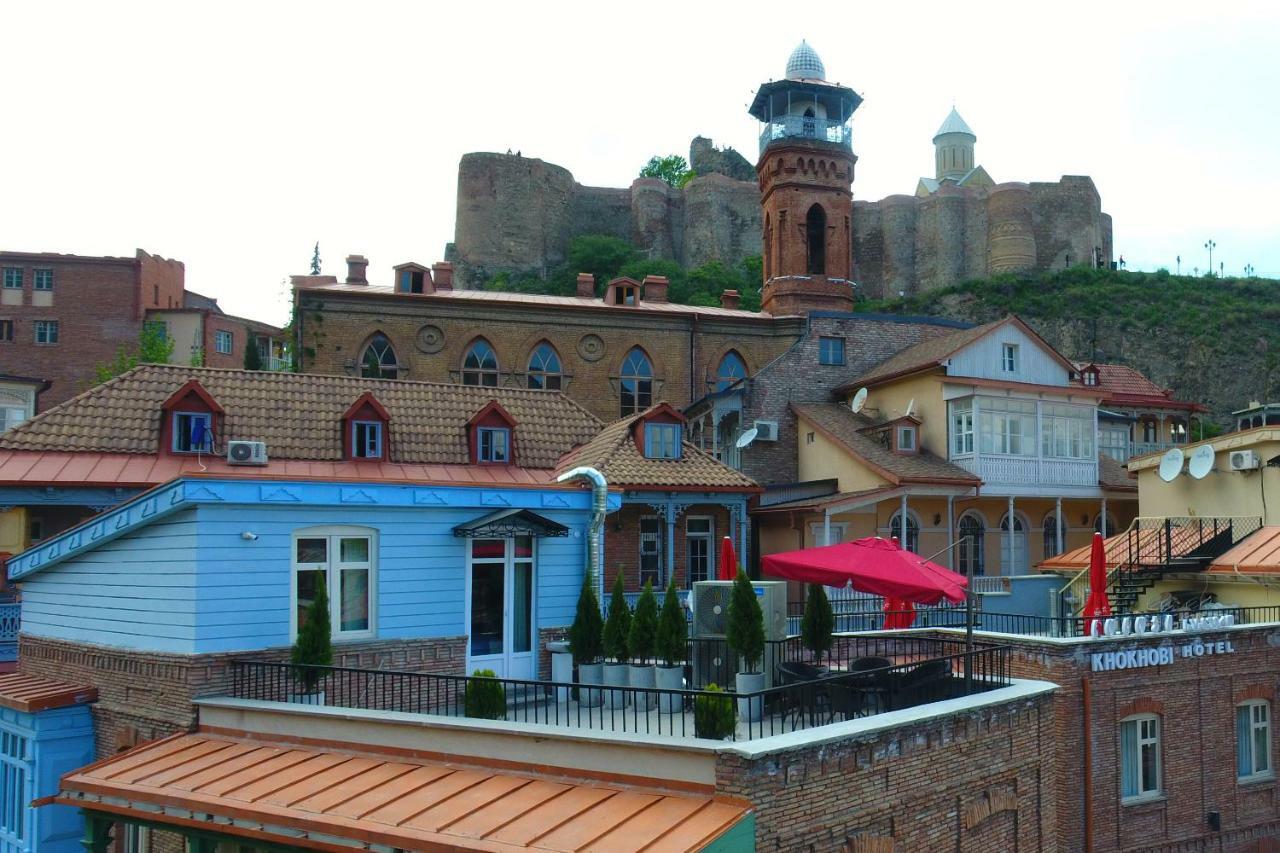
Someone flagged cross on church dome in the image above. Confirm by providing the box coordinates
[785,40,826,81]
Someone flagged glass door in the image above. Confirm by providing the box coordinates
[467,537,535,679]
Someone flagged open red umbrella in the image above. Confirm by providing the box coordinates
[718,535,738,581]
[1082,532,1112,635]
[761,536,967,605]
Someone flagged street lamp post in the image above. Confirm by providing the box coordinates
[1244,263,1255,277]
[1205,240,1216,276]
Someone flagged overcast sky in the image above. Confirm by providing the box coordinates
[3,1,1276,326]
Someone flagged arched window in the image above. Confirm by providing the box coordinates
[527,342,562,391]
[1043,513,1063,559]
[359,334,398,379]
[620,348,653,417]
[715,351,747,392]
[958,513,985,577]
[1095,513,1119,537]
[462,339,499,387]
[805,204,826,275]
[889,511,919,554]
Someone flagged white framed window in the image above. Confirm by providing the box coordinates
[34,320,58,345]
[477,427,510,463]
[172,412,212,453]
[686,516,714,585]
[1237,701,1273,782]
[1082,369,1099,386]
[0,320,11,343]
[897,426,916,452]
[352,421,383,459]
[32,269,52,291]
[639,516,663,587]
[950,398,974,456]
[292,527,375,641]
[2,269,21,289]
[888,510,919,553]
[1040,403,1095,459]
[979,397,1036,456]
[122,824,151,853]
[215,329,234,354]
[644,423,681,459]
[1121,714,1162,802]
[1001,343,1019,373]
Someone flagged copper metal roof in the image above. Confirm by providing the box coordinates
[0,673,97,713]
[56,733,748,852]
[1208,527,1280,574]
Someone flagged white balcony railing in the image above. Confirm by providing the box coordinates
[954,454,1097,487]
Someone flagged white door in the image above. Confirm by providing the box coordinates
[999,515,1028,575]
[466,536,536,679]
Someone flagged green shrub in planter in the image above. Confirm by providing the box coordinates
[290,581,332,692]
[726,567,765,674]
[656,576,687,667]
[800,583,835,664]
[568,571,604,666]
[464,669,507,720]
[602,573,632,663]
[693,683,736,740]
[628,581,659,662]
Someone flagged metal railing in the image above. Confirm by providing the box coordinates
[0,603,18,663]
[904,603,1280,639]
[228,646,1009,742]
[758,115,852,154]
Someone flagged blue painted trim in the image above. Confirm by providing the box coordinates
[9,477,622,581]
[0,486,140,507]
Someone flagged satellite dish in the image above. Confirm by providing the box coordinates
[1188,445,1215,480]
[735,427,758,449]
[1157,448,1185,483]
[850,387,868,414]
[905,398,915,418]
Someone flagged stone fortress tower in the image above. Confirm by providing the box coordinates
[446,43,1112,301]
[750,41,861,315]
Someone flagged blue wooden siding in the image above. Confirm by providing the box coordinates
[946,324,1070,386]
[18,510,200,653]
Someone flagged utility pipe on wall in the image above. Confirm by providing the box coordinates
[557,466,608,604]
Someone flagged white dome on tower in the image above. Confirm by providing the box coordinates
[785,41,826,81]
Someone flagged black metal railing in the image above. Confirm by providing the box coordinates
[884,603,1280,639]
[228,645,1011,743]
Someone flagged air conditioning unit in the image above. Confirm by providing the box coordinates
[227,440,269,466]
[691,580,789,688]
[1229,450,1261,471]
[753,420,779,441]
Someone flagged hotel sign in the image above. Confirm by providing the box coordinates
[1090,638,1236,672]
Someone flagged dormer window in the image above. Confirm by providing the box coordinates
[1082,368,1099,386]
[896,425,917,453]
[172,412,213,453]
[614,285,638,306]
[477,427,510,463]
[644,423,681,459]
[1001,343,1019,373]
[352,421,383,458]
[400,269,426,294]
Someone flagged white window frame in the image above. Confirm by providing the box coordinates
[1238,700,1273,782]
[686,516,715,586]
[1,269,21,289]
[818,336,845,366]
[171,411,212,453]
[897,426,916,452]
[32,269,53,291]
[1001,343,1019,373]
[950,399,974,457]
[290,526,377,642]
[639,516,663,587]
[1121,713,1162,803]
[34,320,58,345]
[352,420,383,459]
[477,426,510,463]
[215,329,234,354]
[887,510,920,553]
[978,397,1036,457]
[644,423,681,459]
[1040,403,1095,460]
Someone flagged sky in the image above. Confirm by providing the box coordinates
[3,0,1277,326]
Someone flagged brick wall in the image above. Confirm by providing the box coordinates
[602,502,733,593]
[715,690,1058,851]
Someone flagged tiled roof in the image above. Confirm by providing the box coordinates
[305,282,781,320]
[792,403,979,485]
[838,318,1008,390]
[0,365,602,470]
[56,732,749,852]
[557,406,758,491]
[1208,527,1280,575]
[1075,362,1202,410]
[1098,453,1138,492]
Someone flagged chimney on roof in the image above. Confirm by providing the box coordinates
[431,262,454,290]
[720,289,741,310]
[576,273,596,298]
[345,254,368,285]
[642,275,669,303]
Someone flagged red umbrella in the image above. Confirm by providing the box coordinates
[761,536,967,605]
[718,535,738,581]
[1082,532,1112,635]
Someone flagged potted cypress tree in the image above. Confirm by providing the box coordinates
[290,581,333,705]
[655,577,687,713]
[800,583,834,672]
[628,581,659,711]
[568,571,605,707]
[725,567,766,722]
[601,573,632,709]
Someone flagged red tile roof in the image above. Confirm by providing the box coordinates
[1077,362,1204,411]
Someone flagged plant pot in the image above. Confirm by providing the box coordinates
[577,661,604,707]
[550,646,573,704]
[656,664,685,714]
[604,662,631,709]
[629,663,657,711]
[735,671,766,722]
[288,690,325,706]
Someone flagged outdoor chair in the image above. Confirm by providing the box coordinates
[777,661,833,728]
[883,658,952,710]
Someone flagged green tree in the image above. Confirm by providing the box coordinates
[566,235,637,287]
[93,321,176,384]
[628,581,659,662]
[290,581,333,691]
[639,155,695,188]
[725,567,764,673]
[244,336,263,371]
[568,571,604,666]
[800,583,834,664]
[602,573,632,663]
[656,577,687,667]
[310,242,322,275]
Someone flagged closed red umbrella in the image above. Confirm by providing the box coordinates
[1082,532,1112,635]
[718,535,738,581]
[762,536,967,605]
